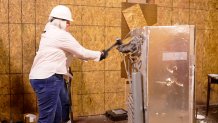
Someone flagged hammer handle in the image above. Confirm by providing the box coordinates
[105,43,117,52]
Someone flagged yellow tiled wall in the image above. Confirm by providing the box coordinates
[0,0,217,121]
[0,0,126,121]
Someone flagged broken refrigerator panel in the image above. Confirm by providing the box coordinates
[119,25,195,123]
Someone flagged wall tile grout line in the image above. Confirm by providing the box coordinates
[103,0,106,113]
[75,91,126,95]
[0,22,122,28]
[21,0,25,116]
[171,0,173,25]
[34,0,37,113]
[78,3,84,116]
[7,0,12,121]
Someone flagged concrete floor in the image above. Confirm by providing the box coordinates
[74,115,127,123]
[74,107,218,123]
[196,106,218,123]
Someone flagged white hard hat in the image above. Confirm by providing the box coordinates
[49,5,73,21]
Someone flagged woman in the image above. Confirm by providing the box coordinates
[29,5,107,123]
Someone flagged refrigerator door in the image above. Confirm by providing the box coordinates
[140,26,195,123]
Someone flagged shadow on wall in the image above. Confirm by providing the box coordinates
[0,38,36,121]
[0,38,9,73]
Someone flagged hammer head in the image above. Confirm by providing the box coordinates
[115,38,123,45]
[105,38,123,53]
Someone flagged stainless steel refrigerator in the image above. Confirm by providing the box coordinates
[124,25,195,123]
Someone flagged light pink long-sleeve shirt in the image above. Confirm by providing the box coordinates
[29,24,101,79]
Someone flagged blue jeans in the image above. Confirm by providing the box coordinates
[30,74,70,123]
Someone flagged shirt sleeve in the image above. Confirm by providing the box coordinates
[57,32,101,61]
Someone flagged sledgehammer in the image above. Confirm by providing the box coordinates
[105,38,122,52]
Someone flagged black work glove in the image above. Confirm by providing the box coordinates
[100,50,108,61]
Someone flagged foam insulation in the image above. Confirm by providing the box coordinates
[122,4,147,30]
[0,0,8,22]
[9,0,21,23]
[0,75,9,94]
[81,71,104,94]
[22,24,35,74]
[9,24,22,73]
[82,94,104,115]
[81,6,105,26]
[22,0,35,23]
